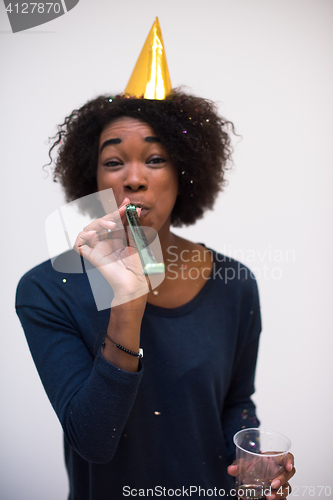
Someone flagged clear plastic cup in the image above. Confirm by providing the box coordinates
[233,428,291,500]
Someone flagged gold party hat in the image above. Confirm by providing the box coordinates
[124,17,172,100]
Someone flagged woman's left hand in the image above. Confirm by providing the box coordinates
[227,453,295,499]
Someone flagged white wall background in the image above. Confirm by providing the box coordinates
[1,1,332,499]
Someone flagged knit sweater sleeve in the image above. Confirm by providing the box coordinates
[221,276,261,466]
[15,261,143,464]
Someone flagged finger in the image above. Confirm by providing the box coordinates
[73,230,97,257]
[271,469,295,490]
[270,452,295,490]
[267,481,292,499]
[83,200,129,233]
[99,203,130,231]
[83,198,130,235]
[119,197,131,208]
[83,218,117,233]
[272,466,296,489]
[227,464,237,477]
[75,230,98,247]
[285,453,294,473]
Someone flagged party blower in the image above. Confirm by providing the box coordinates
[126,204,165,275]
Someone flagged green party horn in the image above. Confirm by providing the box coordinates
[125,204,165,275]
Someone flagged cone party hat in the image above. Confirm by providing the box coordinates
[124,17,172,100]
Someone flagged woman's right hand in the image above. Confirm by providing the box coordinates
[73,197,150,307]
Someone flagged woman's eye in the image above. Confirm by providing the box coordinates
[147,157,166,166]
[104,160,122,168]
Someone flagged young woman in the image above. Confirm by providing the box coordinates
[16,91,295,499]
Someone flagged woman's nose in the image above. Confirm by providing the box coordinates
[123,162,148,192]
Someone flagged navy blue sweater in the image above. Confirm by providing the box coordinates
[16,250,261,499]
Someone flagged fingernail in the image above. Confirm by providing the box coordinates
[120,198,129,206]
[271,480,280,489]
[287,462,293,471]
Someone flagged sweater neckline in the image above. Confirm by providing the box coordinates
[145,248,216,317]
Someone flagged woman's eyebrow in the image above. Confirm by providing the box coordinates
[100,138,121,153]
[100,136,160,153]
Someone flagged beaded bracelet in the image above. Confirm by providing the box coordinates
[103,332,143,358]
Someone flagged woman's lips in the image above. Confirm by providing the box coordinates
[128,202,150,217]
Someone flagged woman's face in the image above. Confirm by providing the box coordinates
[97,117,179,235]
